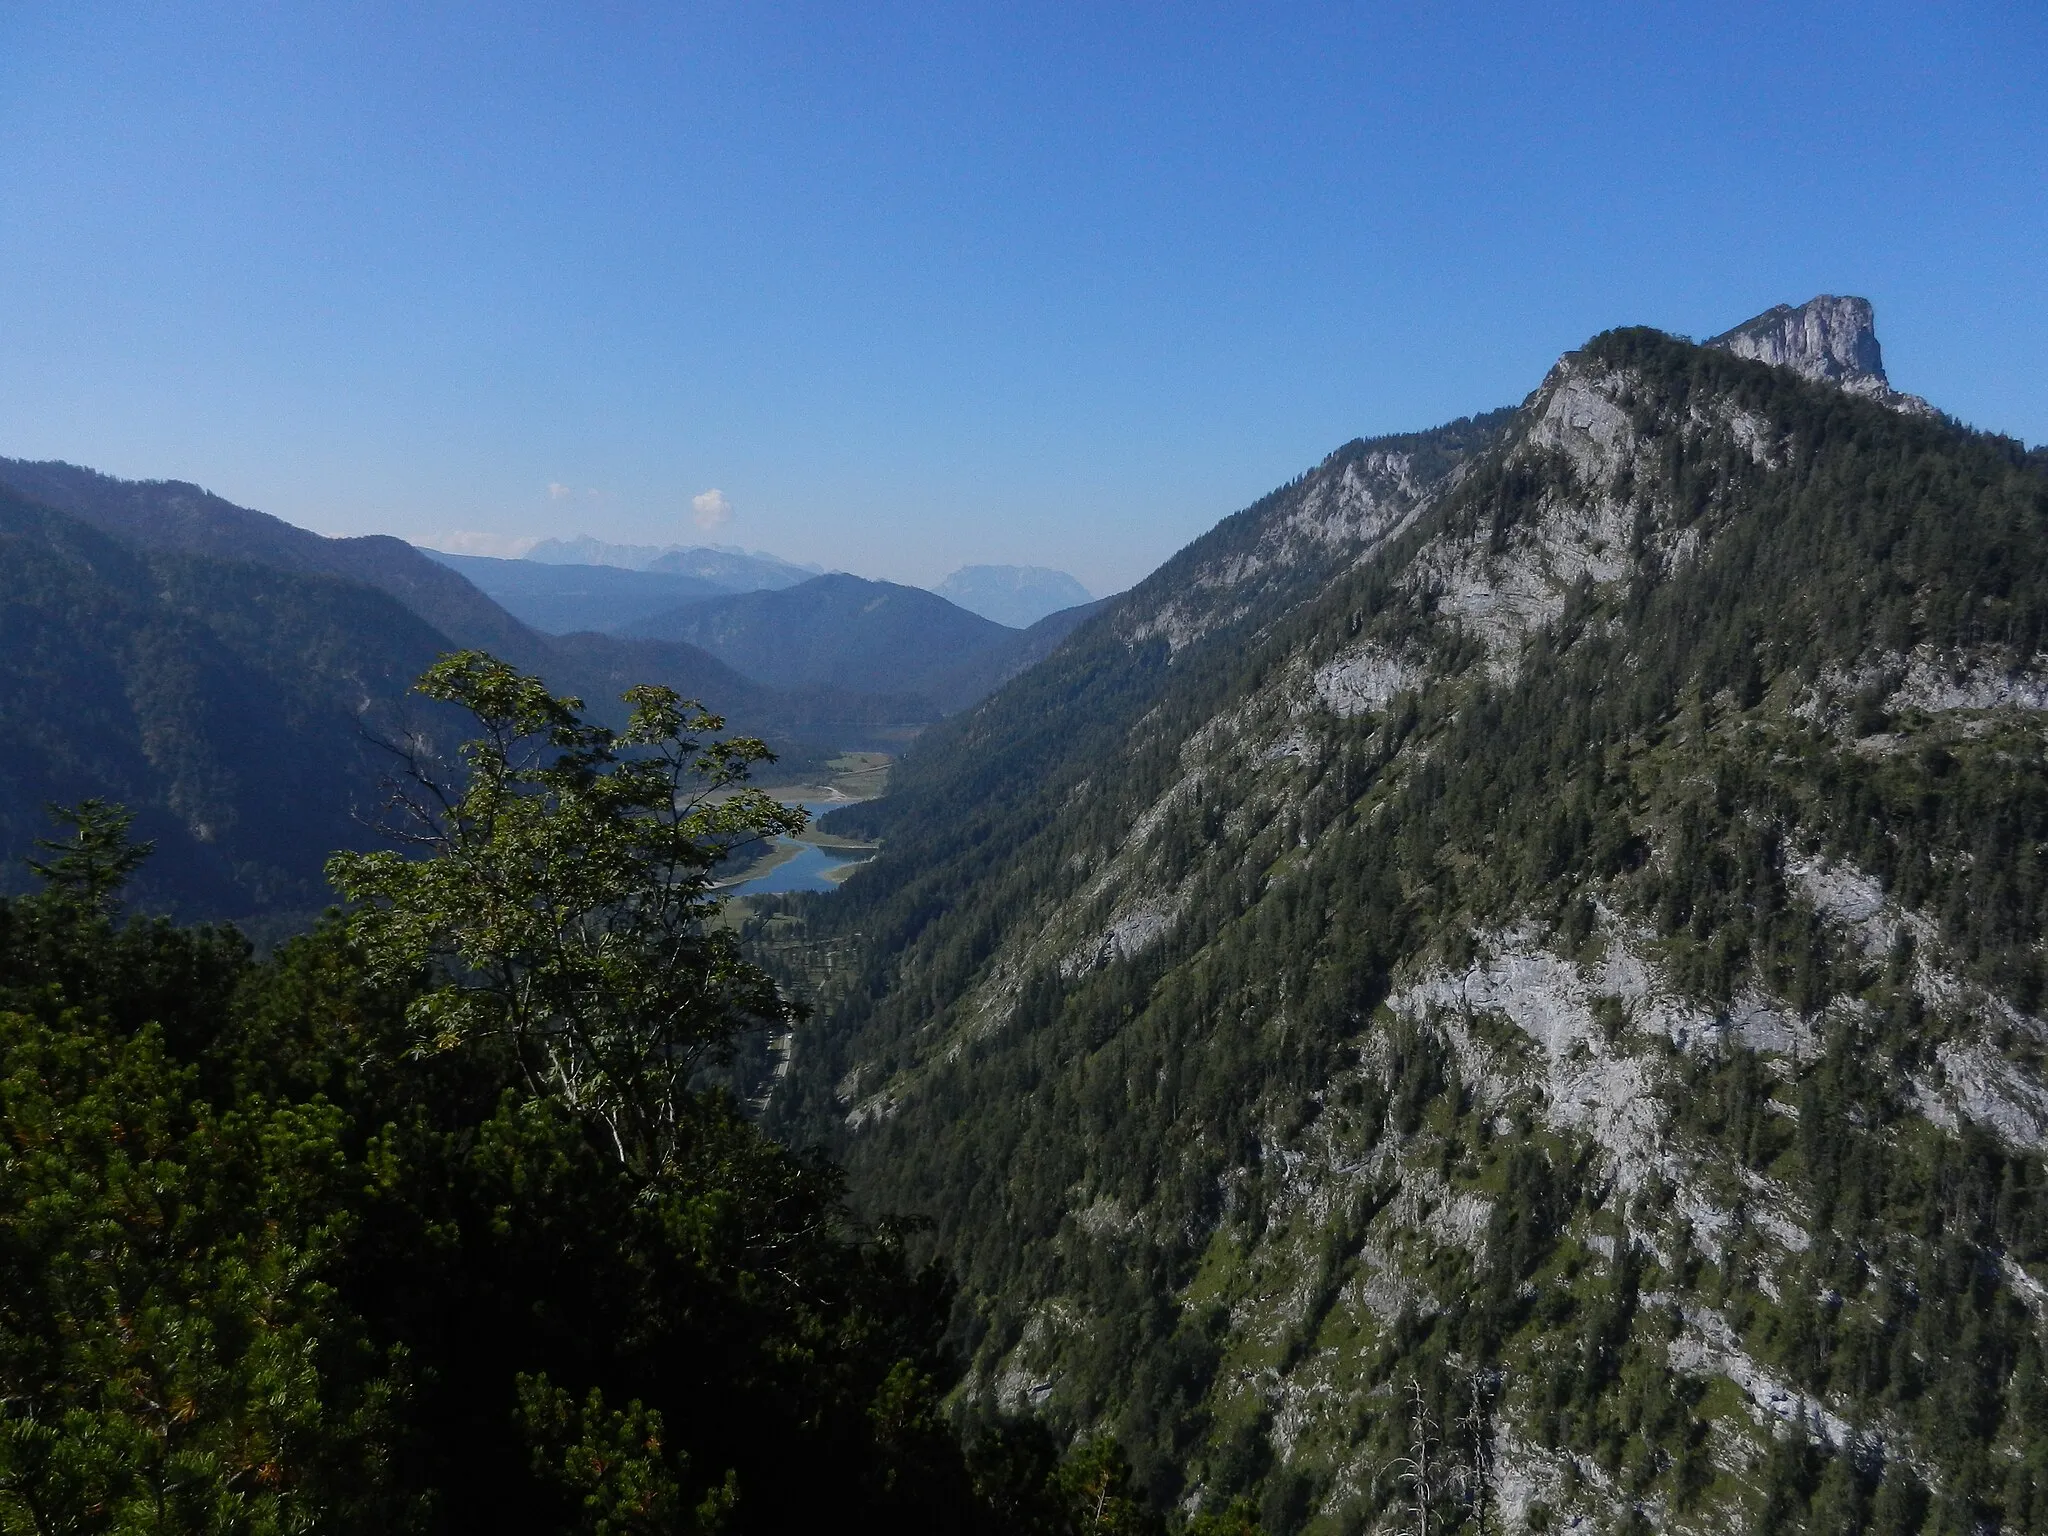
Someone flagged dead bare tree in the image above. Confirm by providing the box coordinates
[1458,1372,1498,1536]
[1376,1370,1500,1536]
[1383,1378,1447,1536]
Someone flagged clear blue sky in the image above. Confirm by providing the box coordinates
[2,3,2042,594]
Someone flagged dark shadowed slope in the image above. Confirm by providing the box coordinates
[543,631,940,745]
[907,598,1110,717]
[0,482,460,923]
[0,458,548,668]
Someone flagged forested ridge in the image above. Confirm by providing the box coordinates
[758,325,2048,1533]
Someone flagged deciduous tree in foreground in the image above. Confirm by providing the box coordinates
[328,651,806,1176]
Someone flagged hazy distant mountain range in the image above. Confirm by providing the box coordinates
[621,572,1101,713]
[525,534,821,589]
[420,539,1103,711]
[935,563,1093,627]
[419,549,734,633]
[444,532,1094,631]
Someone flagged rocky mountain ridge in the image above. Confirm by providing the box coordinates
[764,303,2048,1534]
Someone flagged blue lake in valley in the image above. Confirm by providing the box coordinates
[722,798,872,897]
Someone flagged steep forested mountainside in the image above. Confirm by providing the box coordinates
[768,314,2048,1534]
[0,484,460,924]
[625,571,1063,713]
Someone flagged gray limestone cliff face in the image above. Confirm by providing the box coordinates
[1707,294,1935,415]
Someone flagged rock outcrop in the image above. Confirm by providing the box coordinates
[1706,293,1936,415]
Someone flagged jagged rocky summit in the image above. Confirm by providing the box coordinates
[1706,292,1936,415]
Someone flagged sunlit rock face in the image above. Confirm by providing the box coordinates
[1706,293,1935,414]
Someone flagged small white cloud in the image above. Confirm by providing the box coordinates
[421,530,540,558]
[692,488,733,530]
[547,482,573,501]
